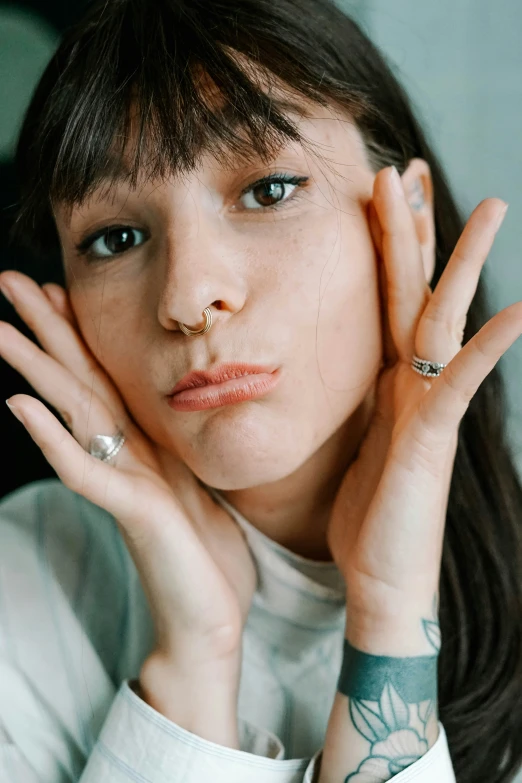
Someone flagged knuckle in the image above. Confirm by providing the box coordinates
[473,328,493,359]
[450,247,468,267]
[416,402,448,450]
[62,471,84,495]
[421,293,450,326]
[72,385,97,423]
[0,321,21,345]
[62,458,95,496]
[441,362,460,392]
[455,313,467,344]
[394,423,444,479]
[57,409,73,431]
[421,305,467,345]
[410,419,438,456]
[442,363,474,405]
[84,357,102,380]
[421,308,443,330]
[50,423,72,453]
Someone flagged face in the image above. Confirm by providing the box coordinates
[54,101,383,490]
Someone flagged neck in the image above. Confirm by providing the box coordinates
[220,386,376,562]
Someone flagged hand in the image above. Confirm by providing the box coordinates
[327,166,518,639]
[0,272,256,670]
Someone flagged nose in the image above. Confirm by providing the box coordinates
[156,230,246,333]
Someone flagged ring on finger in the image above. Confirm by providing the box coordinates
[89,428,126,463]
[411,354,447,378]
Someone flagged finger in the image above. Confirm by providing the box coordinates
[1,272,86,362]
[416,198,508,362]
[0,271,123,415]
[5,393,141,522]
[367,199,383,257]
[416,300,522,443]
[373,166,431,361]
[0,320,129,447]
[42,283,76,326]
[6,393,220,611]
[368,200,398,366]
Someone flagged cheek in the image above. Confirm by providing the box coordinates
[313,229,382,393]
[69,285,141,380]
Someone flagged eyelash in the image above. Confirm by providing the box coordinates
[74,171,310,262]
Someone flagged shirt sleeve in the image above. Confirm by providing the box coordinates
[76,678,310,783]
[301,722,456,783]
[0,662,454,783]
[0,652,308,783]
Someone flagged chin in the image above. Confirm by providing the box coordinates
[181,411,313,490]
[190,459,294,491]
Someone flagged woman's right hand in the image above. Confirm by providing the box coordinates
[0,272,256,736]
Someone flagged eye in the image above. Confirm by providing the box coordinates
[239,172,309,210]
[75,226,148,260]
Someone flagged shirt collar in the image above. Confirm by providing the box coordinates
[203,485,346,637]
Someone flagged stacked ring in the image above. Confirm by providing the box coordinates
[411,355,447,378]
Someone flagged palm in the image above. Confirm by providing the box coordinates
[328,359,455,586]
[97,413,256,624]
[327,362,409,574]
[114,438,257,628]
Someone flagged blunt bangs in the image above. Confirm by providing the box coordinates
[11,0,372,255]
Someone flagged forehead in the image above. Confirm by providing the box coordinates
[53,84,366,230]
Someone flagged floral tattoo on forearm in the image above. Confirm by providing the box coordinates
[338,596,441,782]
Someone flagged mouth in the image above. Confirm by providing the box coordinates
[167,363,281,412]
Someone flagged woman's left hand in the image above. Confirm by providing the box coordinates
[327,165,519,644]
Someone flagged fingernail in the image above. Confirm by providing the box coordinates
[0,284,13,305]
[494,203,509,232]
[6,399,24,424]
[390,166,405,199]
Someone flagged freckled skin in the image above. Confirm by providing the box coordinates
[55,103,430,557]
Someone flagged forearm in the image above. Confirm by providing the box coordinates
[318,601,441,783]
[138,651,241,749]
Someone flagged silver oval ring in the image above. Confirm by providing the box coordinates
[88,429,126,463]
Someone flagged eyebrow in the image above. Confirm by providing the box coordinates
[100,98,313,186]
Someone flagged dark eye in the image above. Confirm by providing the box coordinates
[239,173,308,210]
[79,226,148,260]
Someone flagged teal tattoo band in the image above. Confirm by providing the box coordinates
[337,639,438,703]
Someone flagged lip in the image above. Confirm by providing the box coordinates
[169,363,278,395]
[168,363,281,412]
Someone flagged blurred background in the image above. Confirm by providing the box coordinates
[1,0,521,498]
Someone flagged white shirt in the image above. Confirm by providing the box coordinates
[0,477,460,782]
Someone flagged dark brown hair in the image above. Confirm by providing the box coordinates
[10,1,522,779]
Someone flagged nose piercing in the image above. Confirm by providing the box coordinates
[178,307,213,336]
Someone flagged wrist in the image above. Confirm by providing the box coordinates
[138,651,241,748]
[338,637,438,701]
[337,636,440,752]
[345,593,441,657]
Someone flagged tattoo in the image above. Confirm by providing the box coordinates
[339,602,440,782]
[422,593,441,654]
[409,179,425,211]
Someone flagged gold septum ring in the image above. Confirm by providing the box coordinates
[178,307,213,336]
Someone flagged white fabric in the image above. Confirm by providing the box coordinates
[0,478,455,782]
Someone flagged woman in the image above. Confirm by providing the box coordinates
[1,0,521,780]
